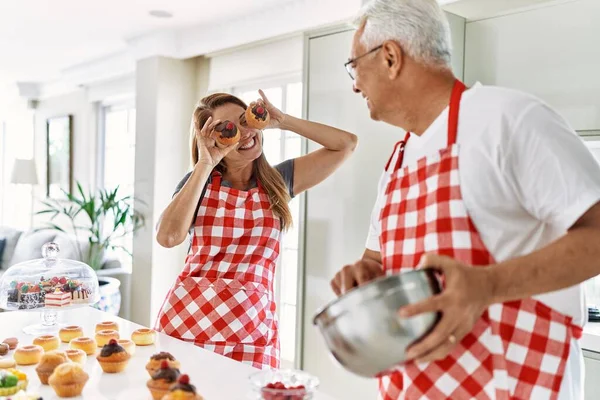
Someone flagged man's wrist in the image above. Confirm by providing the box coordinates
[482,265,500,307]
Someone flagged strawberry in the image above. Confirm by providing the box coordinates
[59,277,67,284]
[256,106,265,115]
[179,374,190,385]
[226,122,234,130]
[108,339,118,346]
[160,360,169,369]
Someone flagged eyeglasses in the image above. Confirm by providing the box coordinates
[344,45,383,81]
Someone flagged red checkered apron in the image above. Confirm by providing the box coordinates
[378,81,582,399]
[155,171,280,369]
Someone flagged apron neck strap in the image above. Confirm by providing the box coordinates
[211,171,222,188]
[384,79,466,173]
[447,80,466,146]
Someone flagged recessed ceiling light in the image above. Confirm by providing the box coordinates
[149,10,173,19]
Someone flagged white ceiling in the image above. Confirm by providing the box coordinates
[0,0,571,91]
[0,0,297,85]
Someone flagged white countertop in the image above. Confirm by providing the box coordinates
[0,308,336,400]
[582,322,600,354]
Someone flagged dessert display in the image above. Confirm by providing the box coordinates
[35,351,68,384]
[95,329,119,347]
[32,335,60,352]
[45,288,71,307]
[95,321,119,333]
[3,338,18,350]
[0,368,28,397]
[13,345,43,366]
[146,352,180,377]
[215,120,241,146]
[117,339,135,355]
[0,343,8,356]
[48,362,89,398]
[131,328,156,346]
[0,243,98,312]
[261,382,307,400]
[64,349,86,365]
[69,337,97,355]
[146,360,181,400]
[161,374,204,400]
[244,102,270,130]
[59,326,84,343]
[96,339,131,373]
[0,358,16,369]
[250,369,318,400]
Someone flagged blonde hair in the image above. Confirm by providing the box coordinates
[190,93,293,231]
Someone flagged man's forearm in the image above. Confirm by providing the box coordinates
[488,227,600,305]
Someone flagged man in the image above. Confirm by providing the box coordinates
[330,0,600,399]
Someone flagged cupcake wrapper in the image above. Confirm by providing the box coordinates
[148,386,170,400]
[50,381,87,398]
[98,360,129,373]
[37,369,53,384]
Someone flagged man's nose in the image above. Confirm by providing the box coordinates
[352,84,361,94]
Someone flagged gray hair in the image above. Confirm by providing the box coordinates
[354,0,452,68]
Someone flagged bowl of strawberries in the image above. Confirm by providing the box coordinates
[249,369,319,400]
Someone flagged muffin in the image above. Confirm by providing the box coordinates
[161,374,204,400]
[96,339,131,373]
[146,352,180,377]
[146,360,181,400]
[35,351,68,384]
[48,362,89,398]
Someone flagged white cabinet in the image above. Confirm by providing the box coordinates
[584,350,600,400]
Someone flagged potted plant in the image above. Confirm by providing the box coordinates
[35,183,145,315]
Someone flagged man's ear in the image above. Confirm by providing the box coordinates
[383,41,403,79]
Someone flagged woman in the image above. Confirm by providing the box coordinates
[155,90,357,369]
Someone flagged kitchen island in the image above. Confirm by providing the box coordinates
[0,307,336,400]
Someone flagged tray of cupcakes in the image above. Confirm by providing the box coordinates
[0,321,205,399]
[0,243,99,312]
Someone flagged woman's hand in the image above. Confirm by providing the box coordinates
[196,116,244,168]
[253,89,286,130]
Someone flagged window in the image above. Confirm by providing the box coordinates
[98,104,136,267]
[235,81,304,368]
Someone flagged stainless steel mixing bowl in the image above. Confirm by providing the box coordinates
[312,268,442,377]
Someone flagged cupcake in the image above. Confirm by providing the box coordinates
[161,374,204,400]
[146,352,181,377]
[35,351,68,384]
[146,360,181,400]
[48,362,89,398]
[96,339,131,373]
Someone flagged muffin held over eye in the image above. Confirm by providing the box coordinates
[214,120,240,146]
[96,339,131,373]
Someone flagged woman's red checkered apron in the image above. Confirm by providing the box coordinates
[155,172,280,369]
[378,81,582,400]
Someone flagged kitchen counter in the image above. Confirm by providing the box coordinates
[0,307,336,400]
[583,322,600,354]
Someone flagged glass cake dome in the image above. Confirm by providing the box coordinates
[0,242,99,334]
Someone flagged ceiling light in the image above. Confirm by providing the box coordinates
[149,10,173,19]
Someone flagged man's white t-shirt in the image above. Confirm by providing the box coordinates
[365,83,600,398]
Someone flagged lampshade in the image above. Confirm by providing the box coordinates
[10,158,39,185]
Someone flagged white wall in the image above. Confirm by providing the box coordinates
[207,36,304,91]
[132,56,197,326]
[464,0,600,131]
[33,90,97,208]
